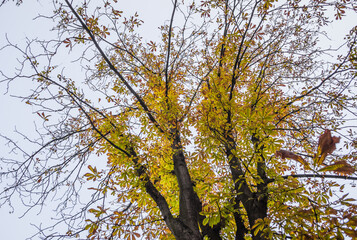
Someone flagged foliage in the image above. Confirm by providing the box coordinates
[1,0,357,239]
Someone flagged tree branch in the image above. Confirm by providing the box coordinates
[164,0,178,98]
[65,0,164,133]
[282,174,357,181]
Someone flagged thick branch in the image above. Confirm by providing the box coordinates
[126,148,180,235]
[229,1,258,101]
[164,0,178,98]
[282,174,357,181]
[217,0,229,79]
[65,0,164,133]
[171,130,202,239]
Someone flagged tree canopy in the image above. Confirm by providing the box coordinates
[1,0,357,239]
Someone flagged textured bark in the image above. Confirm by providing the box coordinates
[199,214,223,240]
[234,200,248,240]
[171,130,202,239]
[130,145,203,240]
[224,131,268,240]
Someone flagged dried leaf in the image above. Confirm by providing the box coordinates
[276,150,310,169]
[315,130,340,165]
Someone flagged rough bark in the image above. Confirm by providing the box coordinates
[171,130,202,239]
[224,130,268,240]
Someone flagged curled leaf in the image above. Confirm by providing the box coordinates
[315,130,340,166]
[276,150,310,169]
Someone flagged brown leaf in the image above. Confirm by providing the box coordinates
[276,150,310,169]
[315,130,340,165]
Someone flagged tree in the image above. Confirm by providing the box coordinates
[1,0,357,239]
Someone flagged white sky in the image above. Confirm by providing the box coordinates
[0,2,45,238]
[0,0,356,239]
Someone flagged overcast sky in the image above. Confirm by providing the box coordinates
[1,1,357,239]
